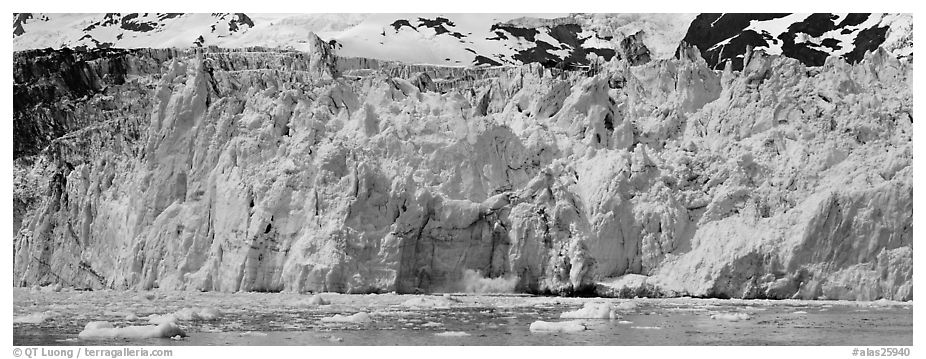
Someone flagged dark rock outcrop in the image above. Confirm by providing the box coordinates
[682,13,900,70]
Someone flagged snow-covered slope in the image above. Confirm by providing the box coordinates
[14,13,911,69]
[15,13,911,70]
[683,13,913,70]
[13,37,911,300]
[13,13,693,67]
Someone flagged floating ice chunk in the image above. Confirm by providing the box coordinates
[13,311,55,324]
[178,308,222,320]
[148,307,221,324]
[239,331,269,336]
[125,313,139,321]
[305,295,330,305]
[631,326,662,330]
[435,331,471,337]
[328,336,344,343]
[321,312,372,324]
[186,307,214,320]
[83,320,119,331]
[147,314,177,325]
[615,301,639,311]
[560,302,619,319]
[401,296,460,308]
[78,321,186,339]
[172,308,200,320]
[792,311,808,314]
[711,312,751,321]
[41,284,63,292]
[372,310,416,317]
[617,320,633,324]
[529,320,587,333]
[869,299,906,307]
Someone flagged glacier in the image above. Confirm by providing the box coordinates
[12,32,912,301]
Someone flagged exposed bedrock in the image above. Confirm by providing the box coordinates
[13,37,912,300]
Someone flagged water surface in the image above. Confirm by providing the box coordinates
[13,288,912,346]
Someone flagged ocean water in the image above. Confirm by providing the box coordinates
[13,288,912,346]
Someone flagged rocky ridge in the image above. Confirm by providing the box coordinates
[13,33,912,300]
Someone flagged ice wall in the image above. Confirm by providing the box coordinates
[13,35,912,300]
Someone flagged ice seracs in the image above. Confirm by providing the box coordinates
[11,14,912,301]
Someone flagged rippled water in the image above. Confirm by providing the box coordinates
[13,288,912,346]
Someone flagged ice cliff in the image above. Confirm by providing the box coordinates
[13,35,912,300]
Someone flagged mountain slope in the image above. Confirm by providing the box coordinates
[12,13,694,67]
[683,13,912,70]
[14,13,911,70]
